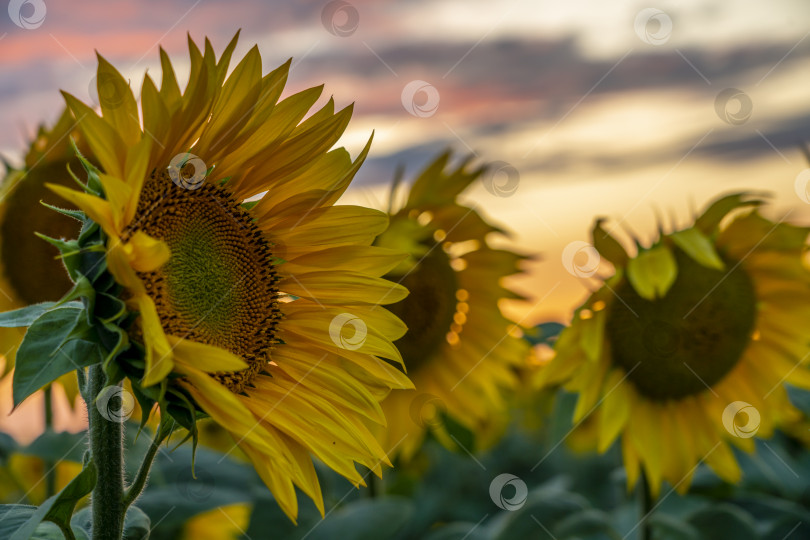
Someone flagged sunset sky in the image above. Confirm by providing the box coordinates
[1,0,809,329]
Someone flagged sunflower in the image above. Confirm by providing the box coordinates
[0,108,89,401]
[50,34,413,520]
[536,193,810,496]
[372,152,528,460]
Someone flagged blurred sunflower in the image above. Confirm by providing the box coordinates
[51,34,413,520]
[0,109,89,401]
[373,152,529,460]
[536,193,810,496]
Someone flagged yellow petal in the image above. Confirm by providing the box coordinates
[134,295,173,386]
[126,232,170,273]
[47,184,118,237]
[170,337,248,372]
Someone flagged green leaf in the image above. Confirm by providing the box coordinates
[20,431,87,464]
[649,512,700,540]
[669,228,724,271]
[626,244,677,300]
[552,508,621,539]
[10,461,97,540]
[0,506,38,538]
[306,498,413,540]
[0,432,18,463]
[687,504,757,540]
[0,302,76,328]
[137,444,257,534]
[13,308,104,407]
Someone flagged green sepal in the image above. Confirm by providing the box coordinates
[130,383,158,432]
[55,274,96,325]
[626,244,678,300]
[669,227,725,270]
[9,459,97,540]
[99,321,130,373]
[695,192,763,235]
[12,308,105,407]
[34,233,87,283]
[95,292,127,323]
[75,152,103,196]
[38,201,86,222]
[241,199,259,210]
[591,218,629,267]
[0,302,77,328]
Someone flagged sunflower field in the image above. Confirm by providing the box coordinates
[1,2,809,539]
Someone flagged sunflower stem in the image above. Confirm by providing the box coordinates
[44,385,56,499]
[638,471,654,540]
[87,365,124,540]
[123,420,171,509]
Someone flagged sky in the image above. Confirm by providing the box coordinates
[0,0,809,436]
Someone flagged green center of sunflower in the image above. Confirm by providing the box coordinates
[385,243,459,373]
[126,171,281,393]
[605,246,756,401]
[1,161,79,304]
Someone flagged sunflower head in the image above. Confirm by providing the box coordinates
[0,109,94,404]
[38,34,415,521]
[373,151,529,460]
[536,193,810,495]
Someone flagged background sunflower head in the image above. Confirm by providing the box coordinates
[536,192,810,496]
[0,109,92,404]
[48,34,415,521]
[373,151,530,461]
